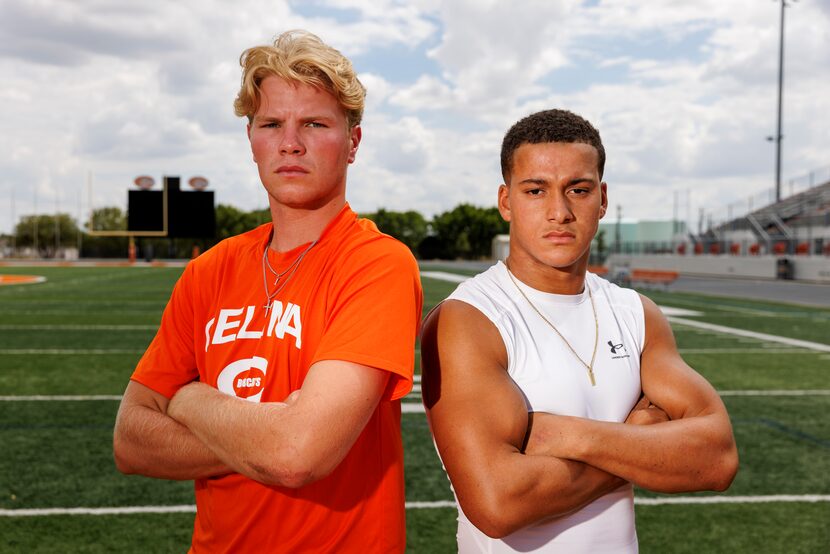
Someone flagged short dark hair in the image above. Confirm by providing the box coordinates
[500,109,605,181]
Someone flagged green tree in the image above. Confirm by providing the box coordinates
[81,207,128,258]
[15,213,80,256]
[363,209,428,254]
[427,204,509,260]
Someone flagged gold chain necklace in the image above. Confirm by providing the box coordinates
[506,266,599,386]
[261,235,318,314]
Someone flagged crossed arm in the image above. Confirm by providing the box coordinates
[526,295,738,493]
[421,300,627,538]
[421,296,738,538]
[113,359,389,488]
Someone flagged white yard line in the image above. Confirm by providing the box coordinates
[678,348,812,354]
[3,495,828,516]
[3,388,830,403]
[0,325,156,331]
[634,495,830,505]
[420,271,469,283]
[667,317,830,353]
[0,395,123,401]
[0,349,143,355]
[718,390,830,396]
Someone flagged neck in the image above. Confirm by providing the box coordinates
[267,197,346,252]
[505,251,589,295]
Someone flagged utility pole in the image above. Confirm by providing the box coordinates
[769,0,796,203]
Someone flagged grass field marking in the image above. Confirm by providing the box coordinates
[0,275,46,286]
[0,395,123,401]
[634,495,830,505]
[658,307,702,317]
[0,506,196,517]
[0,324,157,331]
[677,348,810,354]
[0,349,144,354]
[3,495,829,517]
[668,316,830,353]
[719,390,830,396]
[420,271,469,283]
[4,388,828,403]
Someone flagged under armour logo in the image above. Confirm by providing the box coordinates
[608,341,625,354]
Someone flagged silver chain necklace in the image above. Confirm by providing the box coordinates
[506,266,599,386]
[261,234,318,313]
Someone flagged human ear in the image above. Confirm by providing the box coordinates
[498,184,511,222]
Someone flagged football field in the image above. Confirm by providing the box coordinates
[0,265,828,553]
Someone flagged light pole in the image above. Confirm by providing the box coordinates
[768,0,796,203]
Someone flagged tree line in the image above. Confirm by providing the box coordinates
[4,203,509,260]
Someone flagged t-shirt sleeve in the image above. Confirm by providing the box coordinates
[131,262,200,399]
[312,239,423,400]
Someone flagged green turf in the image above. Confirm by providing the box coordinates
[1,265,829,553]
[635,502,830,554]
[0,513,194,553]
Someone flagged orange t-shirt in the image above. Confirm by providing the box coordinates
[131,204,422,553]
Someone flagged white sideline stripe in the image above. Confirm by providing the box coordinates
[668,317,830,353]
[3,496,828,517]
[718,389,830,396]
[0,324,156,331]
[420,271,469,283]
[0,349,143,354]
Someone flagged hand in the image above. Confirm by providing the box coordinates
[625,394,669,426]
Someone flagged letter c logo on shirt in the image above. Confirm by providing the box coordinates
[216,356,268,402]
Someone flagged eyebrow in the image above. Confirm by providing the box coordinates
[254,114,336,123]
[517,177,596,186]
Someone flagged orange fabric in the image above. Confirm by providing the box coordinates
[132,204,422,553]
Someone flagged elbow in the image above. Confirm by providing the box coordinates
[250,445,334,489]
[112,434,140,475]
[709,443,739,492]
[459,491,526,539]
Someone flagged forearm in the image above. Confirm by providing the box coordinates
[493,453,625,533]
[113,402,230,480]
[548,413,737,493]
[166,382,307,487]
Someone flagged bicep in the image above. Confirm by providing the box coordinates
[287,359,390,462]
[422,301,528,498]
[639,295,725,420]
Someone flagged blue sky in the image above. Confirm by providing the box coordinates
[1,0,828,235]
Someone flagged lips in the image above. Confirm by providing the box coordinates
[276,165,309,175]
[543,230,576,243]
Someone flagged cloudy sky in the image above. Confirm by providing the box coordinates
[1,0,829,235]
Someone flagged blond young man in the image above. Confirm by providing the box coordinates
[113,31,422,552]
[421,109,738,553]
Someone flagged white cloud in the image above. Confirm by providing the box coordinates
[0,0,828,238]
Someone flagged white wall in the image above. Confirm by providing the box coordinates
[606,254,830,283]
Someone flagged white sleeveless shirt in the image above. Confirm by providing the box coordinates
[445,262,645,553]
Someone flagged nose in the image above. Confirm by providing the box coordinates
[547,190,574,223]
[279,125,306,156]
